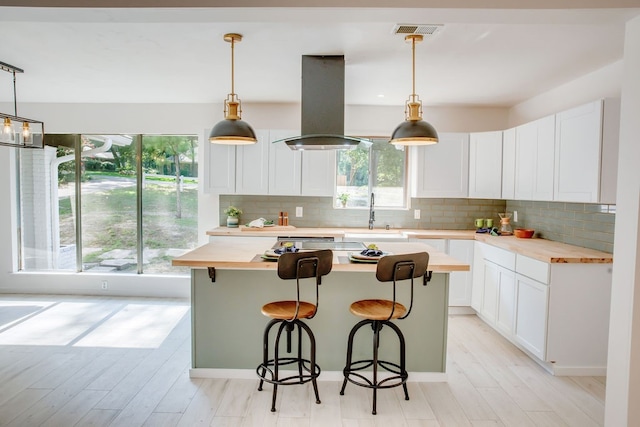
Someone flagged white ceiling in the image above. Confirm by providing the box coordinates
[0,6,638,108]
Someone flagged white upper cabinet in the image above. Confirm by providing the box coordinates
[268,130,302,195]
[301,150,336,196]
[235,130,270,195]
[514,114,555,201]
[203,129,236,194]
[468,131,503,199]
[412,133,469,198]
[554,99,619,204]
[501,127,516,200]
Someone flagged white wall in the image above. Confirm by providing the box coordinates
[508,60,623,126]
[605,14,640,427]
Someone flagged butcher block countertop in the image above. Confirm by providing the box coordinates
[474,234,613,264]
[172,241,469,273]
[207,226,477,240]
[206,227,613,264]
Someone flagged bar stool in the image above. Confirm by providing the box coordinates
[340,252,429,415]
[257,249,333,412]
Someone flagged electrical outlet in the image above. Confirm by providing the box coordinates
[414,209,421,219]
[513,210,518,222]
[101,280,108,290]
[295,206,303,217]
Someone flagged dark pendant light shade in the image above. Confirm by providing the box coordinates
[209,33,257,145]
[209,115,257,145]
[390,34,438,146]
[390,117,438,145]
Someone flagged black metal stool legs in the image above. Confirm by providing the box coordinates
[256,318,321,412]
[340,319,409,415]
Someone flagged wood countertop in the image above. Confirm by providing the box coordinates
[205,227,613,264]
[207,226,477,240]
[474,234,613,264]
[172,241,470,273]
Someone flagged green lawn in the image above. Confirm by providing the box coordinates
[59,181,197,274]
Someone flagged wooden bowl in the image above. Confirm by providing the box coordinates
[514,228,535,238]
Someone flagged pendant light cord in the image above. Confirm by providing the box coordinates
[13,70,18,116]
[230,36,235,97]
[411,36,416,102]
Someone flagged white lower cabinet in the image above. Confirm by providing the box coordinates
[514,274,548,360]
[416,238,474,307]
[471,241,611,375]
[481,261,499,321]
[480,259,516,336]
[496,266,516,336]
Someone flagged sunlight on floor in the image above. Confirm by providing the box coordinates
[0,299,189,348]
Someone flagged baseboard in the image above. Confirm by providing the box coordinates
[552,365,607,376]
[189,368,448,382]
[448,306,475,315]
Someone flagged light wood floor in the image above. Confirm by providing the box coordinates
[0,294,605,427]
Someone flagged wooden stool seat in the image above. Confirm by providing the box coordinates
[262,301,317,320]
[349,299,407,320]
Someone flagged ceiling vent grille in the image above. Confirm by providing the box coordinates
[392,24,443,36]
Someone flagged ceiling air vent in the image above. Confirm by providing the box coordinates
[392,24,443,36]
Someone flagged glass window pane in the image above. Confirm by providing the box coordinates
[336,139,407,209]
[371,141,406,207]
[81,135,138,273]
[336,145,370,208]
[141,135,198,275]
[20,141,78,271]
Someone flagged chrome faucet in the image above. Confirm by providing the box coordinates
[368,192,375,229]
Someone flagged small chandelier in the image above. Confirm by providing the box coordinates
[390,35,438,146]
[0,61,44,149]
[209,33,257,145]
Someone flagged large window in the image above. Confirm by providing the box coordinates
[336,139,407,208]
[18,134,198,275]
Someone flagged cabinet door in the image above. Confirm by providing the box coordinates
[412,133,469,198]
[496,267,516,335]
[301,150,336,196]
[269,130,301,195]
[204,130,236,193]
[514,115,555,201]
[501,127,516,199]
[418,238,447,253]
[449,240,474,306]
[471,242,486,312]
[469,131,502,199]
[554,100,602,202]
[481,261,500,323]
[235,130,270,195]
[515,274,549,360]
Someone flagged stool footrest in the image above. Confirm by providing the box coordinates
[257,357,321,386]
[343,359,408,390]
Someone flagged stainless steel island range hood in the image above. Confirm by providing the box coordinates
[276,55,370,150]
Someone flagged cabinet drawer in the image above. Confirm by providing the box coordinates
[516,254,549,284]
[480,242,515,270]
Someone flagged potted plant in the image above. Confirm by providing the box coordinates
[338,193,349,207]
[224,205,242,228]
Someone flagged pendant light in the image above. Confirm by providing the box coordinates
[390,34,438,146]
[209,33,257,145]
[0,60,44,149]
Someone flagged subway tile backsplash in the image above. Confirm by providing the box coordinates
[506,200,615,253]
[219,196,615,253]
[220,195,506,231]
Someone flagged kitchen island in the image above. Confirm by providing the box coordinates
[172,240,469,380]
